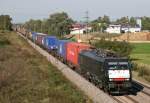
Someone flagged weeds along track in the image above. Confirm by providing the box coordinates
[17,32,150,103]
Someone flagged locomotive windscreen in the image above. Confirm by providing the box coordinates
[108,62,129,70]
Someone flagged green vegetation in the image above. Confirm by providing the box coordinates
[91,16,150,33]
[21,13,150,39]
[131,43,150,82]
[131,43,150,65]
[142,17,150,30]
[132,62,150,82]
[91,15,110,32]
[0,31,91,103]
[93,39,133,57]
[24,12,74,37]
[0,15,12,31]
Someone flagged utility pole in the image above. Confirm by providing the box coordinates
[84,11,89,34]
[84,11,90,42]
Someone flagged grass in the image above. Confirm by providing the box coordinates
[0,31,91,103]
[130,43,150,83]
[131,43,150,65]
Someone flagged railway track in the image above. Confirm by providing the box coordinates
[112,95,139,103]
[132,81,150,96]
[110,80,150,103]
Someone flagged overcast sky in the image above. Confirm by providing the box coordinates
[0,0,150,23]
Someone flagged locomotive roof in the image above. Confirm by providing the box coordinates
[80,50,128,63]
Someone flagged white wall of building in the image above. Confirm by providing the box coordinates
[136,18,142,28]
[70,29,84,34]
[129,27,141,33]
[106,25,141,34]
[70,27,92,35]
[106,25,121,34]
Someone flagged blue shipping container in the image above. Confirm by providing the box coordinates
[57,40,70,60]
[44,36,58,50]
[31,32,37,41]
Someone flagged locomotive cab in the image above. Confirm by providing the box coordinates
[105,60,132,94]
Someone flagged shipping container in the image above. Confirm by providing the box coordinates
[43,36,58,51]
[57,40,70,60]
[31,32,37,41]
[35,33,47,45]
[66,42,91,67]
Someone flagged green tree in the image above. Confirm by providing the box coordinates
[0,15,12,31]
[116,16,129,25]
[130,17,136,26]
[47,12,74,37]
[141,17,150,30]
[91,15,110,32]
[24,19,42,32]
[24,12,74,37]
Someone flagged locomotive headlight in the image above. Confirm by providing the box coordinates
[125,78,129,81]
[109,78,113,81]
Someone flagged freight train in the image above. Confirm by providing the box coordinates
[15,27,132,94]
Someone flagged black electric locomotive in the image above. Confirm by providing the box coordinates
[79,49,132,94]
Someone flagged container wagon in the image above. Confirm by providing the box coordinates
[66,42,91,68]
[43,36,58,52]
[35,33,47,45]
[57,40,70,62]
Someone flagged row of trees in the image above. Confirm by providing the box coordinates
[0,15,12,31]
[23,12,150,37]
[24,12,74,37]
[91,16,150,32]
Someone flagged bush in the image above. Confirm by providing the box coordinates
[144,76,150,82]
[132,62,139,71]
[93,38,133,57]
[0,37,10,47]
[138,65,150,77]
[132,62,150,82]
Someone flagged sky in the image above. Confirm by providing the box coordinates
[0,0,150,23]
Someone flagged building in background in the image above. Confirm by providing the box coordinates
[105,17,142,34]
[136,17,142,28]
[105,24,121,34]
[70,23,92,35]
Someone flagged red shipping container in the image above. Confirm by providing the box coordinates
[36,34,46,45]
[66,42,91,67]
